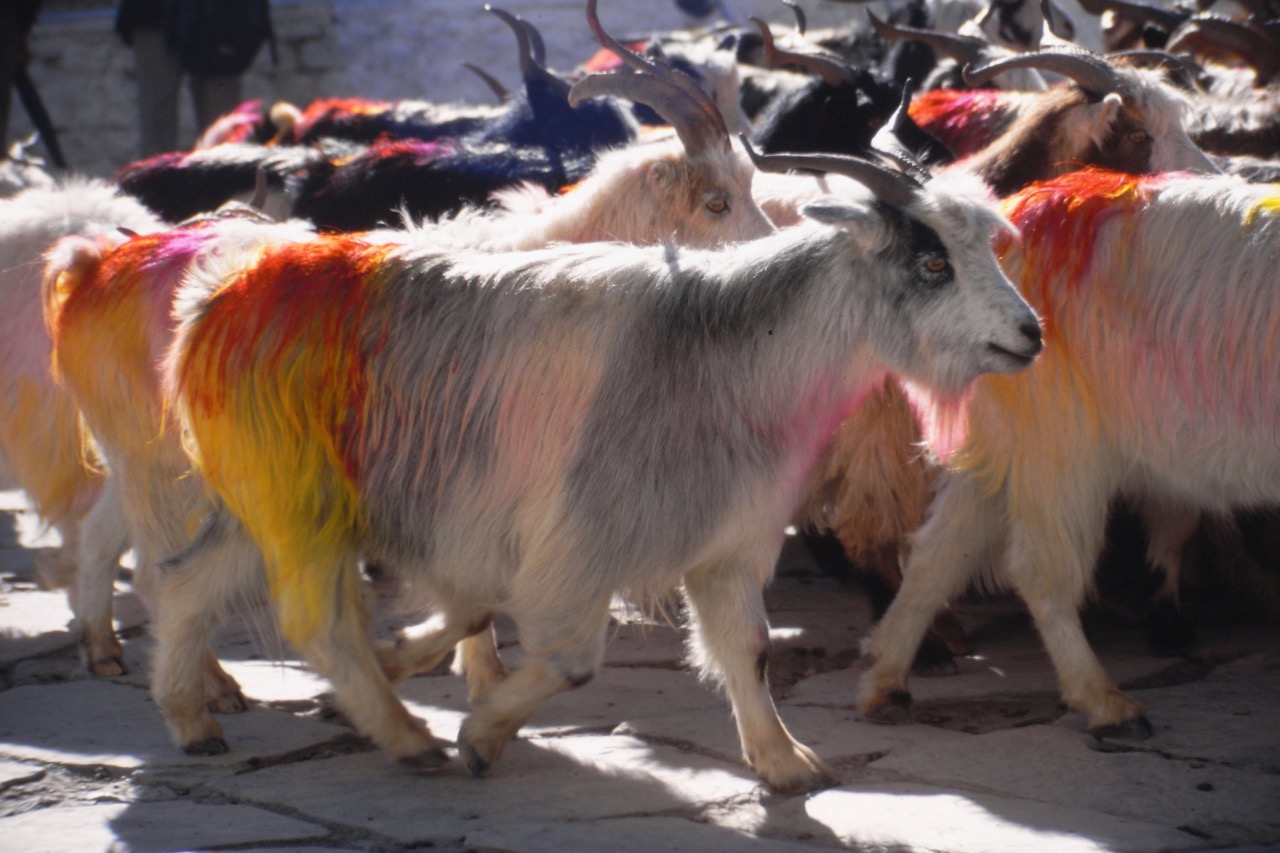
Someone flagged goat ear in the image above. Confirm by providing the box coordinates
[801,199,888,251]
[1081,92,1124,143]
[646,160,676,190]
[801,199,872,224]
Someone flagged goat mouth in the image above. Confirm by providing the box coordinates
[986,342,1038,368]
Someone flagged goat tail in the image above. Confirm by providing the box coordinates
[41,233,113,355]
[170,236,389,646]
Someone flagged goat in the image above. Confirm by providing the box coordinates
[43,206,318,701]
[114,141,334,224]
[0,178,162,674]
[748,17,953,166]
[287,1,748,234]
[43,34,774,714]
[155,152,1040,793]
[858,167,1280,736]
[912,39,1278,171]
[757,49,1220,668]
[952,47,1219,197]
[867,10,1050,92]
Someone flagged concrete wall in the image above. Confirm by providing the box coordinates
[9,0,878,179]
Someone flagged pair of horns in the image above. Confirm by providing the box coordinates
[739,79,930,209]
[963,45,1135,100]
[741,133,924,208]
[751,16,854,85]
[1166,14,1280,84]
[486,5,570,99]
[568,0,730,157]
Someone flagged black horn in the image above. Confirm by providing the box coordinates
[867,10,992,68]
[869,81,933,184]
[750,16,853,86]
[486,5,571,99]
[462,63,510,102]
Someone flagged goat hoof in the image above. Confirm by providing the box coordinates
[910,641,958,677]
[207,691,248,715]
[183,736,230,756]
[1091,715,1154,740]
[863,689,913,724]
[89,656,127,678]
[399,747,450,771]
[460,742,490,778]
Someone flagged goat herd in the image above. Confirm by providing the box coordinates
[1,0,1277,794]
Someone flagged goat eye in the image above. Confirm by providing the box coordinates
[1127,130,1149,144]
[925,257,949,273]
[705,198,728,214]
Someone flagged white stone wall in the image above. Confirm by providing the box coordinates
[9,0,875,178]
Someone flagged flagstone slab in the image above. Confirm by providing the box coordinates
[869,725,1280,847]
[1110,650,1280,773]
[803,783,1199,853]
[205,733,764,846]
[0,679,348,769]
[0,800,329,852]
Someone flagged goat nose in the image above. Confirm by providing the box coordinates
[1021,321,1043,353]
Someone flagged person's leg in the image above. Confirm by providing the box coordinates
[0,4,22,151]
[131,29,182,157]
[189,73,242,138]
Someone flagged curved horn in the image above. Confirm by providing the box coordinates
[520,18,547,66]
[964,46,1129,98]
[462,63,510,101]
[749,16,853,85]
[584,0,728,148]
[782,0,807,35]
[486,5,571,98]
[867,9,990,67]
[738,133,920,208]
[1166,15,1280,83]
[869,80,933,183]
[571,71,726,155]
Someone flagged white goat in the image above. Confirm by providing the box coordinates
[0,178,162,674]
[859,168,1280,735]
[154,156,1039,793]
[43,36,775,709]
[754,49,1223,667]
[44,208,318,709]
[425,131,771,252]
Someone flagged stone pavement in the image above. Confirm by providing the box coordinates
[1,489,1277,852]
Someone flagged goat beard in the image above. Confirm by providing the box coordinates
[899,378,975,465]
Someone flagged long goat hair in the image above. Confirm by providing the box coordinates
[859,167,1280,737]
[158,165,1040,793]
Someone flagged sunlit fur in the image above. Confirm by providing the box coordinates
[44,212,318,724]
[0,179,162,675]
[423,134,774,250]
[44,129,774,754]
[860,168,1280,734]
[163,177,1038,792]
[782,62,1218,669]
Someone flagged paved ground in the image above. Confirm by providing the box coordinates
[1,488,1277,852]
